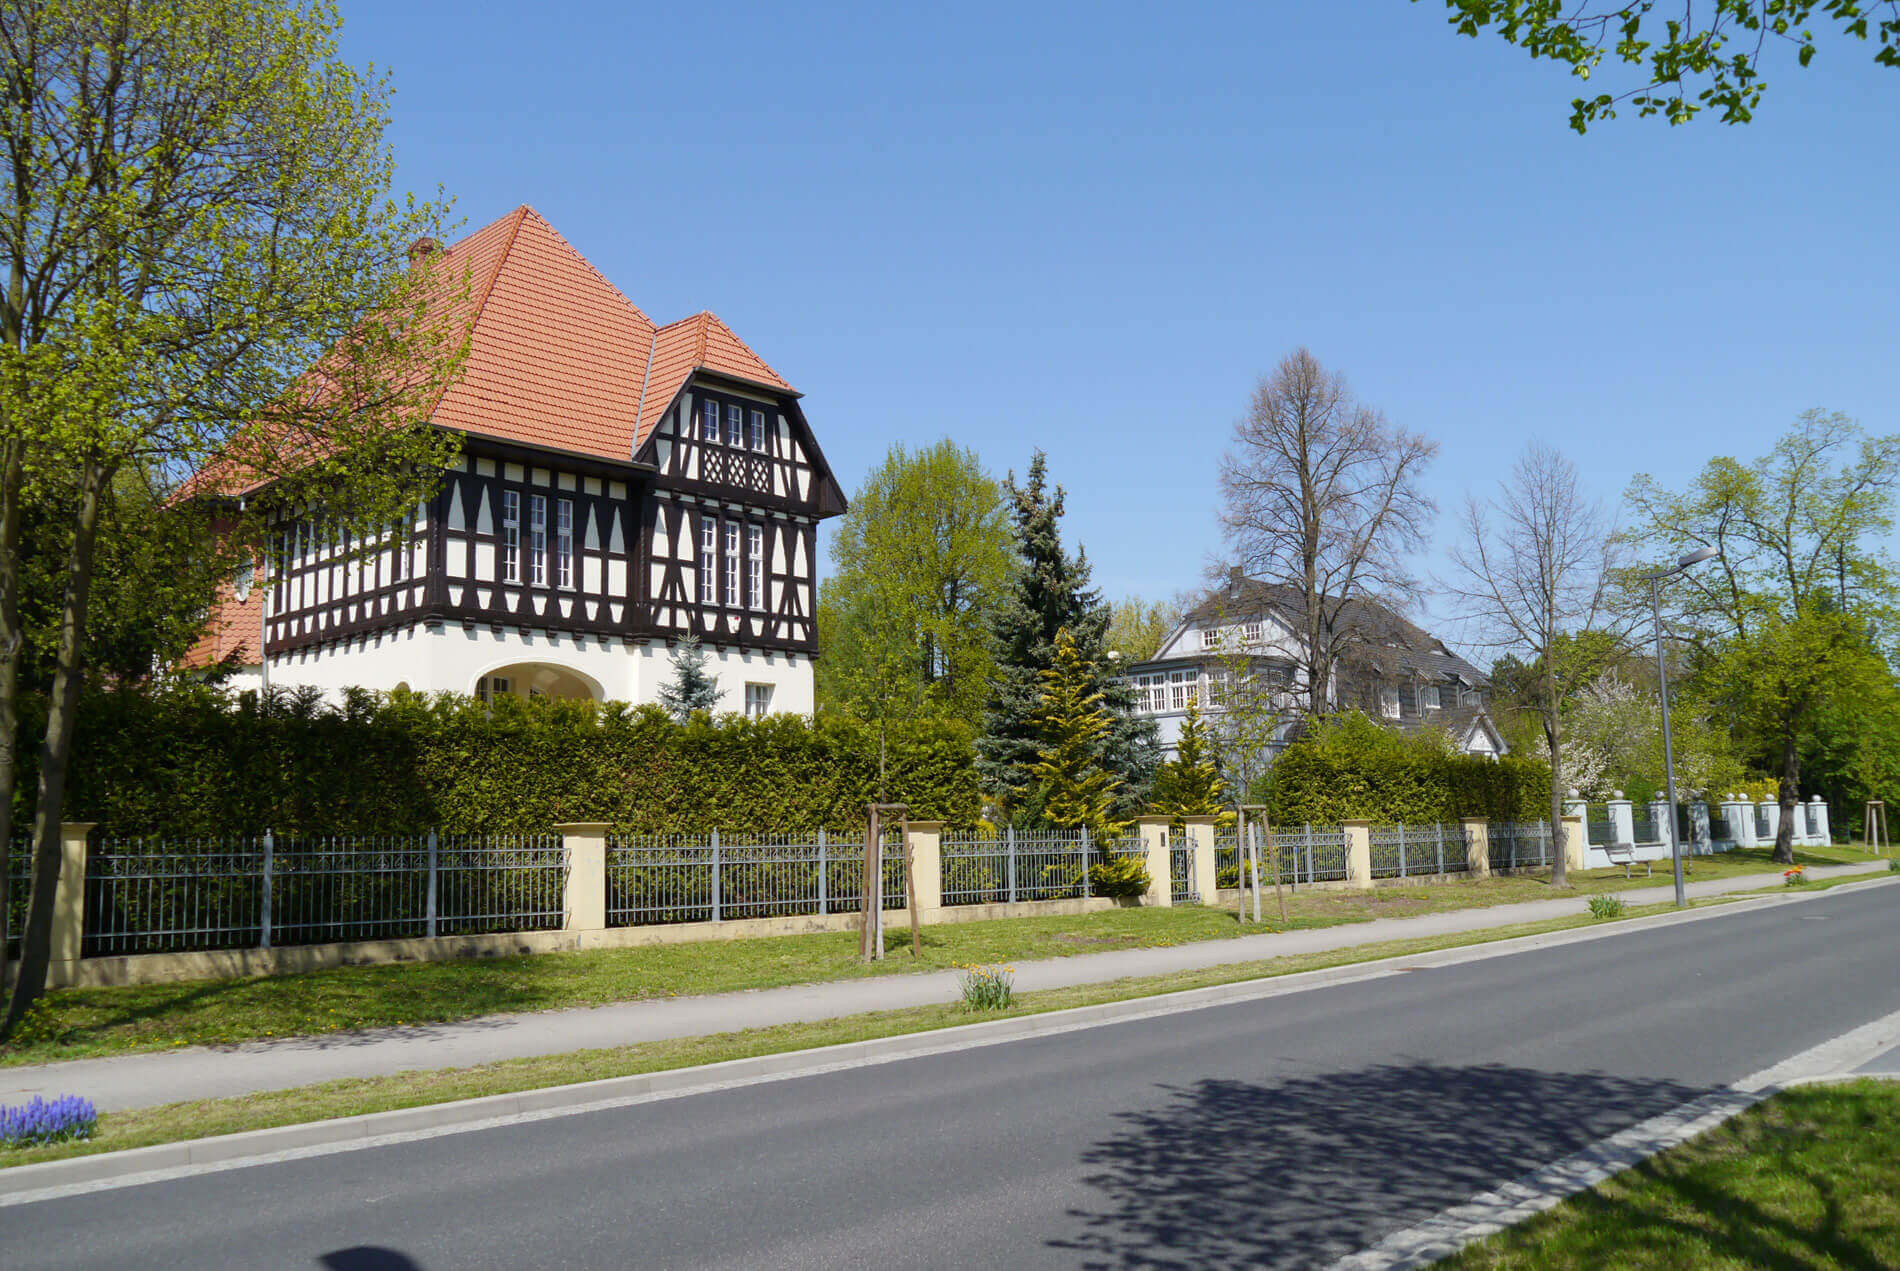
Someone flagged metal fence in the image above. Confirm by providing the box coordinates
[1628,808,1662,845]
[1487,821,1553,871]
[606,829,905,926]
[1587,814,1617,846]
[3,838,27,960]
[1169,834,1196,903]
[1367,823,1468,879]
[940,829,1092,906]
[1708,806,1732,842]
[80,832,567,957]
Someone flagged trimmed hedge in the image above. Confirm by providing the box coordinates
[1261,743,1551,826]
[17,684,980,835]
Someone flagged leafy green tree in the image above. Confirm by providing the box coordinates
[0,0,467,1029]
[1624,410,1900,862]
[657,634,723,721]
[1152,695,1224,816]
[1104,595,1181,663]
[1422,1,1900,132]
[816,440,1010,728]
[1026,629,1125,836]
[978,451,1155,821]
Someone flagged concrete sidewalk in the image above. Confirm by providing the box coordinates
[4,861,1890,1113]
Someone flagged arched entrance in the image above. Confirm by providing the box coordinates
[473,662,604,703]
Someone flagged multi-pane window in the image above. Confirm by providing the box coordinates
[1380,686,1401,719]
[747,524,764,610]
[724,522,741,606]
[500,490,520,582]
[1170,670,1191,711]
[528,494,547,586]
[700,399,720,442]
[749,409,767,452]
[700,515,718,604]
[744,683,774,719]
[1420,684,1441,711]
[555,499,574,589]
[726,403,744,447]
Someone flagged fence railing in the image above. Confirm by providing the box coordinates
[4,838,27,961]
[940,829,1092,906]
[1487,821,1552,871]
[80,832,567,957]
[1367,823,1468,878]
[605,830,904,926]
[1628,809,1662,845]
[1169,835,1196,903]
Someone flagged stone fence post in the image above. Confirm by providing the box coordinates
[1811,798,1832,844]
[556,822,610,940]
[1561,811,1588,873]
[44,822,94,990]
[1606,794,1634,846]
[906,821,943,923]
[1343,820,1372,889]
[1135,815,1173,908]
[1463,817,1490,878]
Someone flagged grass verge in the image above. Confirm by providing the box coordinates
[1437,1080,1900,1268]
[0,893,1757,1172]
[2,846,1882,1067]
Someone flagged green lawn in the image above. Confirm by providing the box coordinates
[0,895,1741,1171]
[0,843,1883,1067]
[1438,1080,1900,1269]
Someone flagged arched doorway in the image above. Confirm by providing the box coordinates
[473,662,604,703]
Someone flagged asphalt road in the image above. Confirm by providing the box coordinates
[7,882,1897,1270]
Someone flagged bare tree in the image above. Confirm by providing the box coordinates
[1443,443,1624,887]
[1217,348,1437,720]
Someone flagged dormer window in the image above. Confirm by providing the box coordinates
[1421,684,1441,711]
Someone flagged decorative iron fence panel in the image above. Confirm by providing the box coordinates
[1629,809,1662,845]
[1169,836,1196,903]
[79,832,567,957]
[605,829,904,926]
[1278,824,1349,883]
[1487,821,1552,871]
[940,830,1090,905]
[1368,823,1464,878]
[1588,815,1617,846]
[1708,807,1732,842]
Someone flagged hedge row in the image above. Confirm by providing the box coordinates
[1260,744,1552,826]
[14,685,981,835]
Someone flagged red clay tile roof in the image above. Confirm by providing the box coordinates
[434,207,794,463]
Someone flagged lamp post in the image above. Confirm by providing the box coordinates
[1645,546,1718,907]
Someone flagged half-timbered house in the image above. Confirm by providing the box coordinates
[188,206,845,715]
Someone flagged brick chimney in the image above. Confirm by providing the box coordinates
[408,237,439,267]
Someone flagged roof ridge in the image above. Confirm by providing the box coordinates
[696,309,789,389]
[693,310,711,363]
[515,206,656,330]
[466,206,530,335]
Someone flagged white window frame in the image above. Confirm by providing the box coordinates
[701,399,720,442]
[747,524,764,611]
[500,489,520,583]
[749,409,767,453]
[1200,627,1220,651]
[726,403,744,447]
[555,498,574,589]
[724,521,741,607]
[528,494,547,586]
[700,515,718,604]
[1421,684,1441,711]
[744,682,773,719]
[1380,686,1401,719]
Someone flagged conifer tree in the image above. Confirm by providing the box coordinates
[1026,629,1125,837]
[1152,694,1224,816]
[659,633,724,721]
[979,451,1156,819]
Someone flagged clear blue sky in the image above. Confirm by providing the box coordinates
[343,2,1899,644]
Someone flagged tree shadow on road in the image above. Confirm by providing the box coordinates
[1048,1061,1717,1269]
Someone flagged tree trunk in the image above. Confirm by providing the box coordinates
[0,436,22,998]
[5,456,109,1031]
[1772,731,1799,866]
[1545,708,1568,888]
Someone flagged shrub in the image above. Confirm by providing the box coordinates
[1588,894,1626,921]
[956,963,1014,1011]
[1889,858,1899,874]
[24,682,982,834]
[1088,854,1152,900]
[1259,722,1551,825]
[0,1095,97,1148]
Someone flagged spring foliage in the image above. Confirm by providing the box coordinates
[16,684,980,834]
[1261,712,1551,825]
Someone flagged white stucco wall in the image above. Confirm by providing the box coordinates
[229,621,814,716]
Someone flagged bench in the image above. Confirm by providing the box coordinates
[1601,843,1652,878]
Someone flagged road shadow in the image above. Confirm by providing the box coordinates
[318,1248,423,1270]
[1049,1061,1717,1269]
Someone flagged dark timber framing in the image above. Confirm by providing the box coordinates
[263,375,844,662]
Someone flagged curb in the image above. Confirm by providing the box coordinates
[2,873,1893,1203]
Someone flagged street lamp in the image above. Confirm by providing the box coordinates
[1646,546,1718,907]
